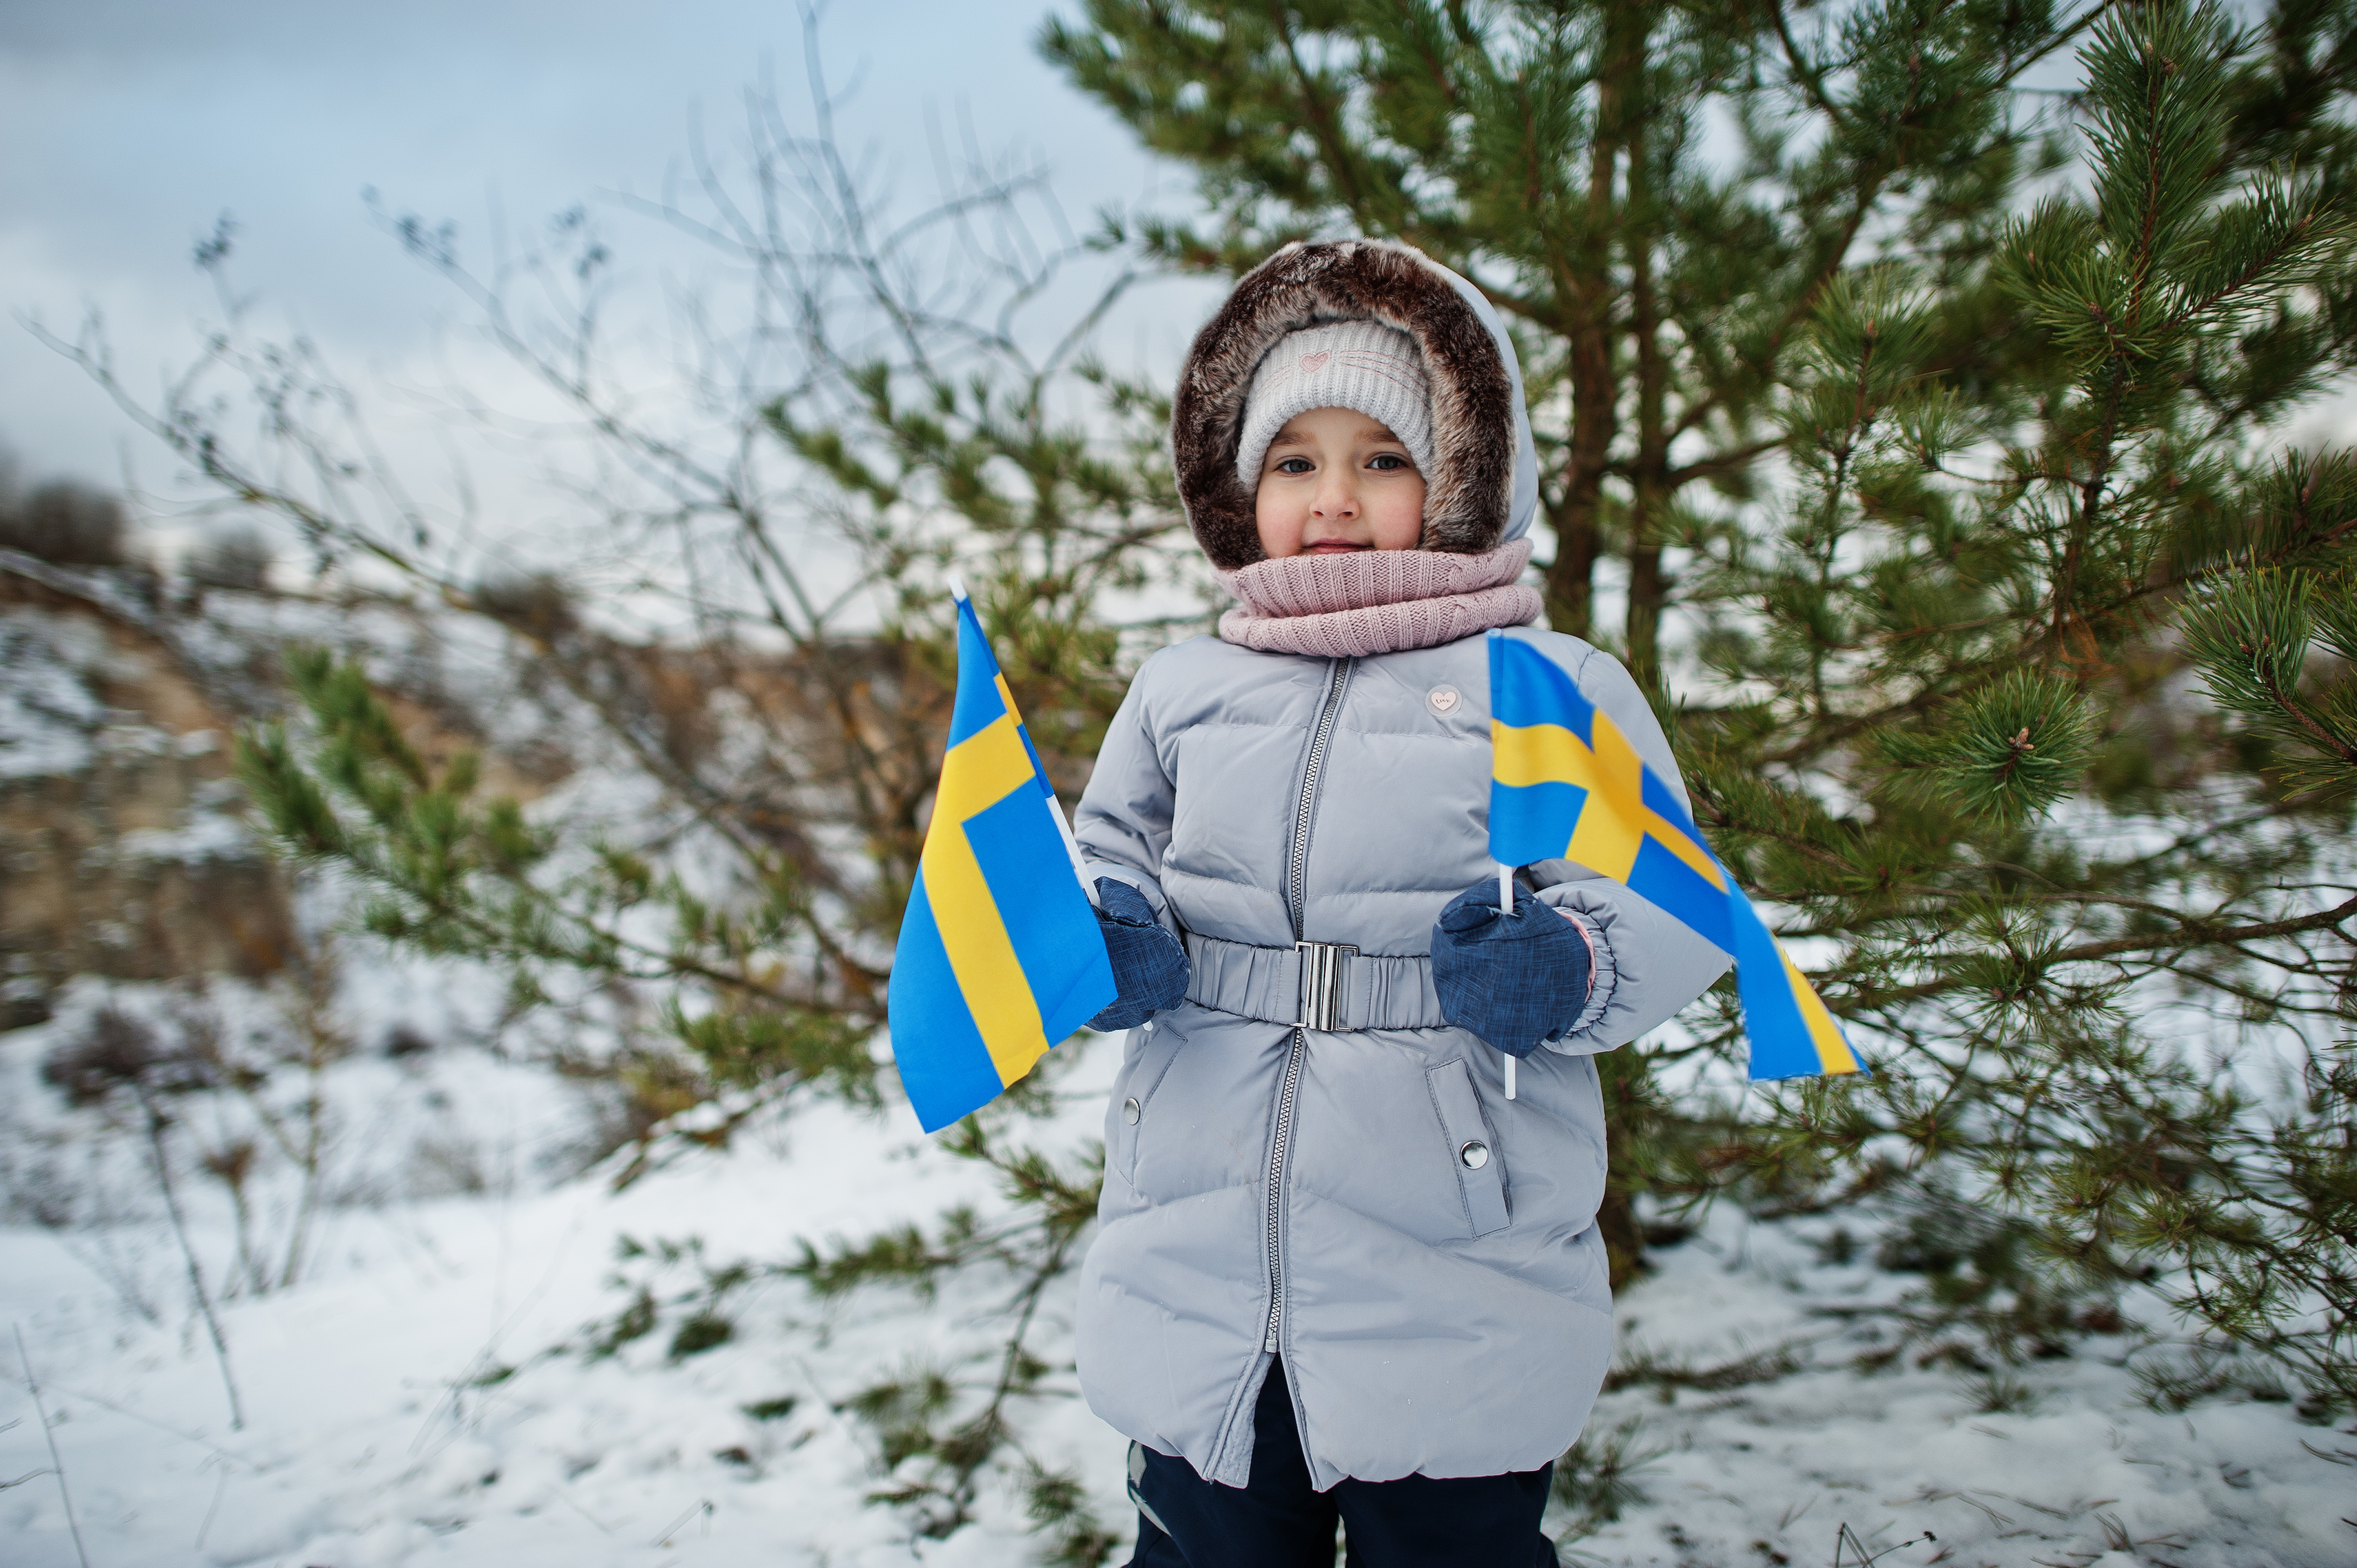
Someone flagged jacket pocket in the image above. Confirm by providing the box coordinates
[1111,1016,1187,1187]
[1424,1056,1509,1236]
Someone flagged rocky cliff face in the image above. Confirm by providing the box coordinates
[1,567,292,1026]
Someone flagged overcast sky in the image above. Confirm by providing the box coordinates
[1,1,1207,553]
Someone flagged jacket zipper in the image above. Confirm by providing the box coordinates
[1263,657,1353,1355]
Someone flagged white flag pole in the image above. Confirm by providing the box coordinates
[949,574,1099,908]
[1497,862,1517,1101]
[1048,780,1102,907]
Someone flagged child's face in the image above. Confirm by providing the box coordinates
[1252,406,1427,558]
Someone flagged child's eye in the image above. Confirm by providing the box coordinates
[1274,457,1315,475]
[1368,453,1412,472]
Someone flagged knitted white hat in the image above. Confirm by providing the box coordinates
[1234,320,1434,488]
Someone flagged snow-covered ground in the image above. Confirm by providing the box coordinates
[3,1014,2354,1568]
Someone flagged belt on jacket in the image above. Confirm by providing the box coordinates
[1181,932,1449,1031]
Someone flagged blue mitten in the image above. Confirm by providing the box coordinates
[1431,883,1593,1057]
[1085,878,1190,1031]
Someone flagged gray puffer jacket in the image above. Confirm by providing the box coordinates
[1071,241,1730,1489]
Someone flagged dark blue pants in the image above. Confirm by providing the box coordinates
[1126,1362,1560,1568]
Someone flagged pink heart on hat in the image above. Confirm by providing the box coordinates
[1299,350,1331,374]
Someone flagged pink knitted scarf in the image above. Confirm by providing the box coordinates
[1216,540,1541,657]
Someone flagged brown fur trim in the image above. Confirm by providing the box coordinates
[1172,240,1515,570]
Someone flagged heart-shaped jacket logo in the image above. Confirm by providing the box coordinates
[1428,687,1460,714]
[1299,350,1332,374]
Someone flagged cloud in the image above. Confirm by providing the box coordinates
[1,2,1174,501]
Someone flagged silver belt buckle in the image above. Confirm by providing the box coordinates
[1294,941,1357,1032]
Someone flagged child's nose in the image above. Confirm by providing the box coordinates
[1311,472,1358,518]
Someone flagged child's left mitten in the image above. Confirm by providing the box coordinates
[1085,878,1190,1031]
[1430,883,1594,1056]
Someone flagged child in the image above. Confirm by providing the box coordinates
[1071,240,1729,1567]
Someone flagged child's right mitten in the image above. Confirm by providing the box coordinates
[1430,883,1593,1056]
[1085,878,1190,1031]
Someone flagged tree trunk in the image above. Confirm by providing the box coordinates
[1622,14,1669,684]
[1594,1048,1653,1292]
[1546,497,1603,638]
[1597,2,1662,1293]
[1544,6,1638,642]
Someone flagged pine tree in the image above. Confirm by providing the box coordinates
[1047,0,2103,1278]
[1051,0,2357,1406]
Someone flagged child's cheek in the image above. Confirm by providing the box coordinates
[1367,478,1427,550]
[1254,483,1305,559]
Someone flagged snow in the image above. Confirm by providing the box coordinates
[0,608,109,778]
[3,1010,2353,1568]
[1578,1216,2356,1567]
[0,1027,1124,1568]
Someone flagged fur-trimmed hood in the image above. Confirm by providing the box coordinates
[1172,239,1538,571]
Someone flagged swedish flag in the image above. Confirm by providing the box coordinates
[1487,632,1861,1081]
[887,593,1116,1131]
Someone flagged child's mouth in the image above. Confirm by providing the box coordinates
[1304,540,1372,554]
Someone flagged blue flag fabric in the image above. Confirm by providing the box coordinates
[886,598,1117,1130]
[1487,632,1861,1081]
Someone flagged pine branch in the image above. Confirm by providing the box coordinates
[1843,890,2357,1012]
[2250,642,2357,765]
